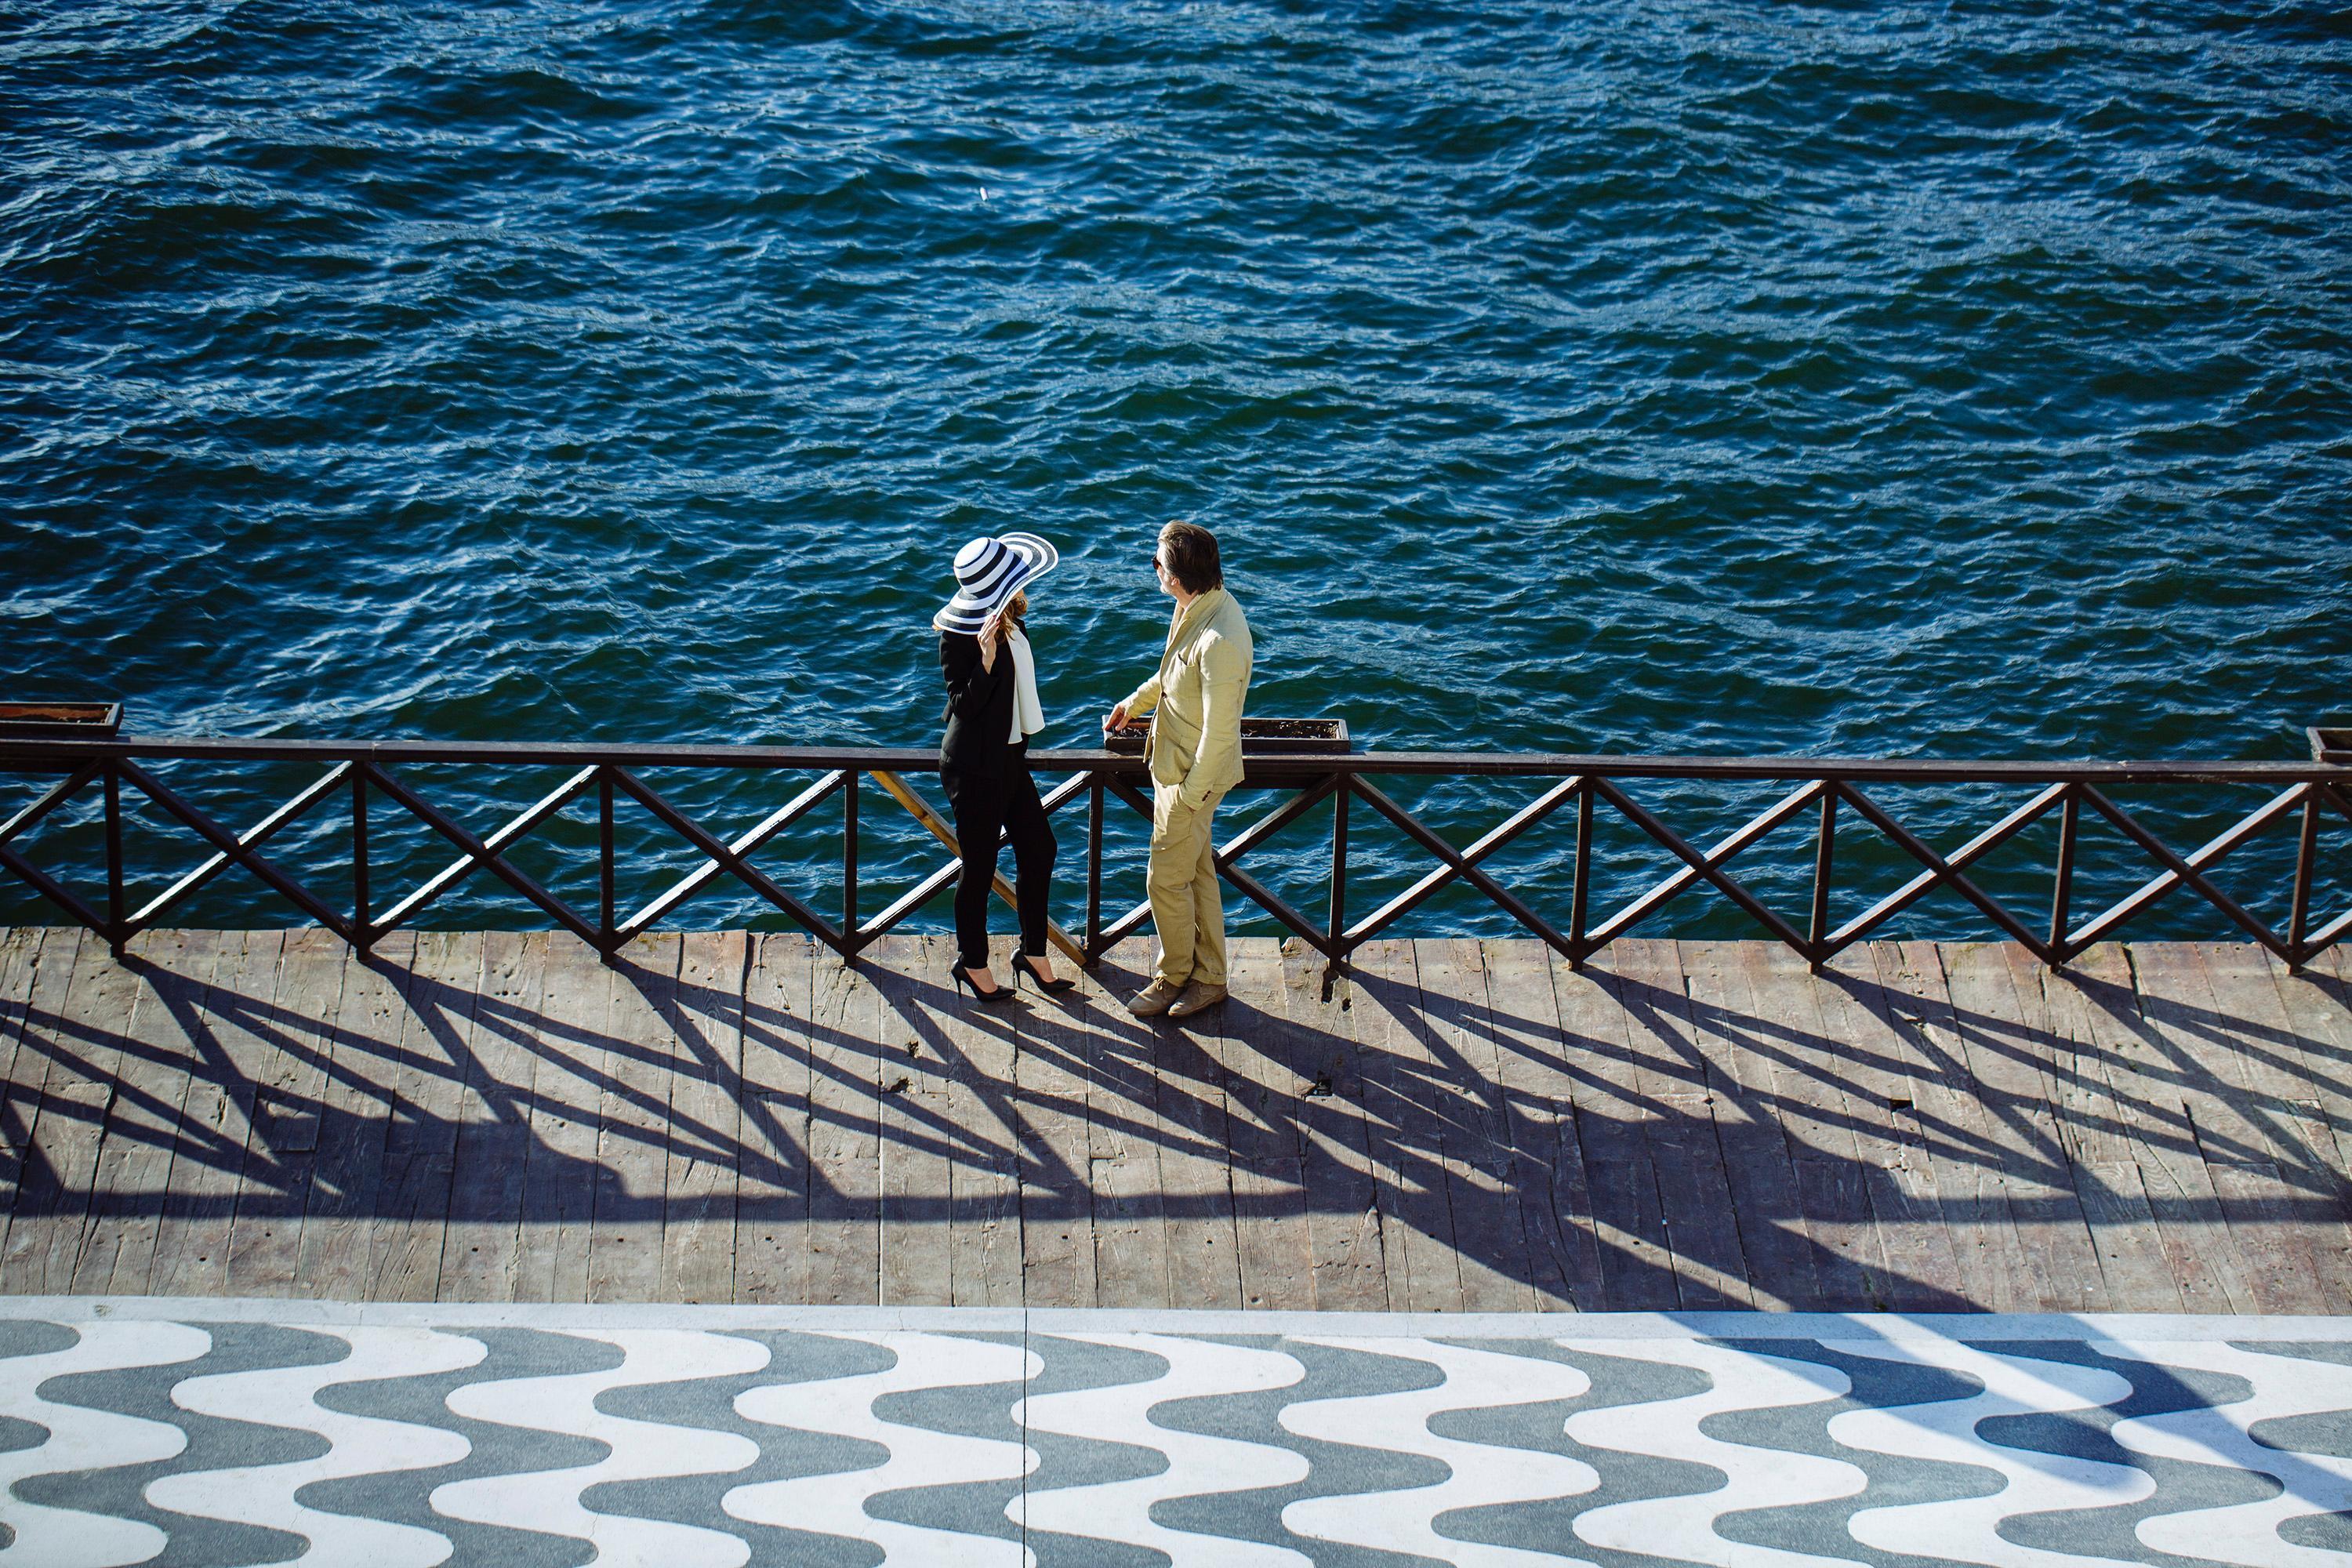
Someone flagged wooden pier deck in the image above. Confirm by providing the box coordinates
[0,926,2346,1315]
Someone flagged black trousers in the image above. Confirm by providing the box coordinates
[943,741,1056,970]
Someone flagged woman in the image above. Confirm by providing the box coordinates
[935,532,1072,1001]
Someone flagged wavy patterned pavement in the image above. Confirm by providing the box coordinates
[0,1303,2348,1566]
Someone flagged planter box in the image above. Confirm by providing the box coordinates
[1104,716,1350,756]
[2312,727,2352,766]
[0,702,123,741]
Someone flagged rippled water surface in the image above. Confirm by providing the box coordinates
[4,0,2348,936]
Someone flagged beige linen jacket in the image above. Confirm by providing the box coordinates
[1120,586,1253,810]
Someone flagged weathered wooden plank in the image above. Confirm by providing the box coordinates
[661,930,746,1305]
[1412,938,1536,1313]
[1617,942,1768,1311]
[928,935,1025,1310]
[1735,939,1888,1313]
[1076,947,1169,1312]
[2050,942,2258,1314]
[1345,938,1462,1312]
[0,929,43,1189]
[18,936,147,1294]
[2132,941,2298,1167]
[2190,943,2352,1307]
[1462,940,1598,1314]
[1143,949,1251,1316]
[2131,944,2350,1311]
[2074,1160,2187,1312]
[1222,938,1313,1312]
[1864,941,2044,1312]
[871,935,951,1308]
[292,932,419,1303]
[1284,940,1392,1312]
[0,930,91,1283]
[2016,943,2140,1174]
[71,931,217,1295]
[735,931,815,1306]
[1473,938,1588,1312]
[2200,1157,2331,1315]
[2027,945,2234,1315]
[1938,942,2107,1314]
[147,931,270,1299]
[2321,1102,2352,1301]
[514,937,615,1304]
[253,927,344,1154]
[437,931,549,1303]
[1739,941,1951,1313]
[804,949,882,1306]
[2181,942,2321,1109]
[225,927,349,1297]
[587,935,681,1304]
[1803,947,1969,1312]
[1545,949,1676,1312]
[368,930,484,1303]
[2260,946,2352,1122]
[1013,935,1100,1312]
[0,930,117,1294]
[1650,943,1791,1312]
[1011,935,1114,1312]
[142,931,252,1298]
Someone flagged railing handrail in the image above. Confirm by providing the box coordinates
[2,729,2345,975]
[3,733,2347,784]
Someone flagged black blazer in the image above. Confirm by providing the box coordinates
[938,630,1018,783]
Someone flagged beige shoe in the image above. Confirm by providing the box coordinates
[1126,978,1185,1018]
[1166,980,1228,1019]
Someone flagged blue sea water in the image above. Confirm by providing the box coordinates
[2,0,2348,941]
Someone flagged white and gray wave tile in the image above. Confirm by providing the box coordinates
[0,1301,2347,1567]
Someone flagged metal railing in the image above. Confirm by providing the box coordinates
[2,734,2347,972]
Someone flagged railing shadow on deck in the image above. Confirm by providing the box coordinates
[0,927,2347,1312]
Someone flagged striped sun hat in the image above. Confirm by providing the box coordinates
[932,532,1058,634]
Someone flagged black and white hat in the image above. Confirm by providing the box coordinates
[933,532,1058,634]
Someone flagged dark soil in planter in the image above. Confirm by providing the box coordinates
[1102,716,1350,754]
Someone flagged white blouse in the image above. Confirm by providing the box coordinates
[1006,626,1045,742]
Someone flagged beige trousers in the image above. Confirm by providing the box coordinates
[1148,784,1226,987]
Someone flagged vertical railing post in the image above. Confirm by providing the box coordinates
[1327,775,1349,963]
[2048,786,2080,967]
[842,769,859,940]
[597,765,616,955]
[2287,786,2319,971]
[351,766,372,952]
[1568,778,1593,967]
[1084,772,1105,962]
[103,761,125,955]
[1808,784,1837,968]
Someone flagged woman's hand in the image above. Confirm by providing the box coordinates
[978,608,1006,671]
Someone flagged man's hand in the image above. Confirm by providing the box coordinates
[1103,702,1130,735]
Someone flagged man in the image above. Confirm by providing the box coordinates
[1103,521,1253,1020]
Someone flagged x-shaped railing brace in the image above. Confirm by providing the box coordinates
[0,761,110,938]
[1092,773,1344,960]
[2,754,2344,972]
[851,770,1091,967]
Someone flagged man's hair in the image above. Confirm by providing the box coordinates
[1159,521,1223,594]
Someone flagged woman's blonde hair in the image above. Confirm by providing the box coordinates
[1003,590,1028,629]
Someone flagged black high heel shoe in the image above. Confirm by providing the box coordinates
[1015,953,1076,994]
[953,964,1017,1004]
